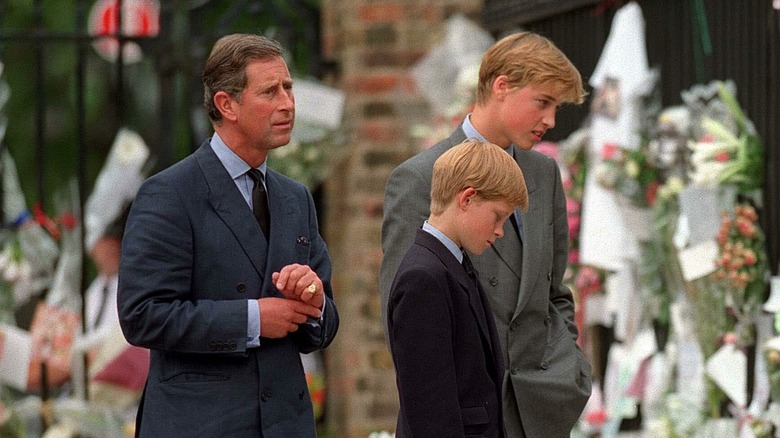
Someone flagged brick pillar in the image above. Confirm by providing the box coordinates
[321,1,483,437]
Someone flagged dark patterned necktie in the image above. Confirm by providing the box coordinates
[462,252,477,280]
[247,168,270,238]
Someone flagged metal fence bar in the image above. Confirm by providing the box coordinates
[75,0,90,402]
[34,0,45,204]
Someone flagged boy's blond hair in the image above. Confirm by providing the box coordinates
[431,140,528,216]
[476,32,585,106]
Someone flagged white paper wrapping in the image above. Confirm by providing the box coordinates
[580,2,655,272]
[410,14,493,115]
[706,343,747,407]
[0,323,33,390]
[84,128,150,251]
[293,79,345,130]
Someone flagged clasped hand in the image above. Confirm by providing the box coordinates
[258,264,324,338]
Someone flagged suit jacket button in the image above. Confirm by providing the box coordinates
[511,367,519,375]
[489,277,498,286]
[236,283,246,293]
[544,316,552,326]
[541,361,549,370]
[229,342,237,351]
[209,342,217,351]
[299,391,305,399]
[510,322,517,331]
[547,272,552,281]
[261,391,271,401]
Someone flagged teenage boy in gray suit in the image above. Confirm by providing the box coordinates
[381,32,592,437]
[389,140,527,437]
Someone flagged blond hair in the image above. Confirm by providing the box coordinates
[430,140,528,215]
[476,32,585,105]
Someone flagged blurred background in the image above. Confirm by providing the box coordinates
[0,1,779,437]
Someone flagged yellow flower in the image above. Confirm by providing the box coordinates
[625,160,640,178]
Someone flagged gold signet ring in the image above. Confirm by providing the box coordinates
[307,284,317,294]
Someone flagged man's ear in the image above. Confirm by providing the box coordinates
[458,187,478,210]
[214,91,238,122]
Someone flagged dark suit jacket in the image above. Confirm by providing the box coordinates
[118,141,338,437]
[388,229,505,438]
[381,128,591,437]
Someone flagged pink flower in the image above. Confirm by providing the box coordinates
[566,198,581,215]
[700,133,715,143]
[585,409,607,427]
[723,332,738,345]
[645,180,660,206]
[602,143,619,160]
[743,249,757,266]
[535,141,559,159]
[715,151,731,162]
[575,266,602,294]
[568,216,581,237]
[736,219,756,238]
[740,205,758,222]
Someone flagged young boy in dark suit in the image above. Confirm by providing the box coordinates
[388,140,528,438]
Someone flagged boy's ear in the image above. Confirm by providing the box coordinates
[492,75,510,100]
[458,187,478,210]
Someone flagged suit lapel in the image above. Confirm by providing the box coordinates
[194,143,269,279]
[443,130,544,318]
[485,146,543,317]
[415,230,496,359]
[264,169,294,262]
[490,220,522,280]
[513,146,543,317]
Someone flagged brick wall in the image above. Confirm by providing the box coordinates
[320,1,483,437]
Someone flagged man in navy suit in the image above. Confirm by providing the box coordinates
[388,140,527,437]
[118,34,339,437]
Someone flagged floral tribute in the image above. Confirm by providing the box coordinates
[686,82,764,194]
[572,77,772,437]
[538,135,608,352]
[267,137,330,190]
[595,141,662,209]
[714,204,766,311]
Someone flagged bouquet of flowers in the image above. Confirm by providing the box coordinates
[553,130,609,349]
[641,176,687,337]
[687,81,763,194]
[596,142,662,209]
[0,151,60,325]
[712,203,767,342]
[595,141,662,242]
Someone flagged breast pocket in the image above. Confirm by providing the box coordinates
[295,235,311,264]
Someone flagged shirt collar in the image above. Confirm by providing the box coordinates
[422,221,463,264]
[461,115,515,157]
[461,114,487,143]
[210,132,268,178]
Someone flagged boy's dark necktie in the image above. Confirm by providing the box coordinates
[462,252,478,280]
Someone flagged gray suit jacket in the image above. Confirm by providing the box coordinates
[380,128,591,437]
[118,141,338,437]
